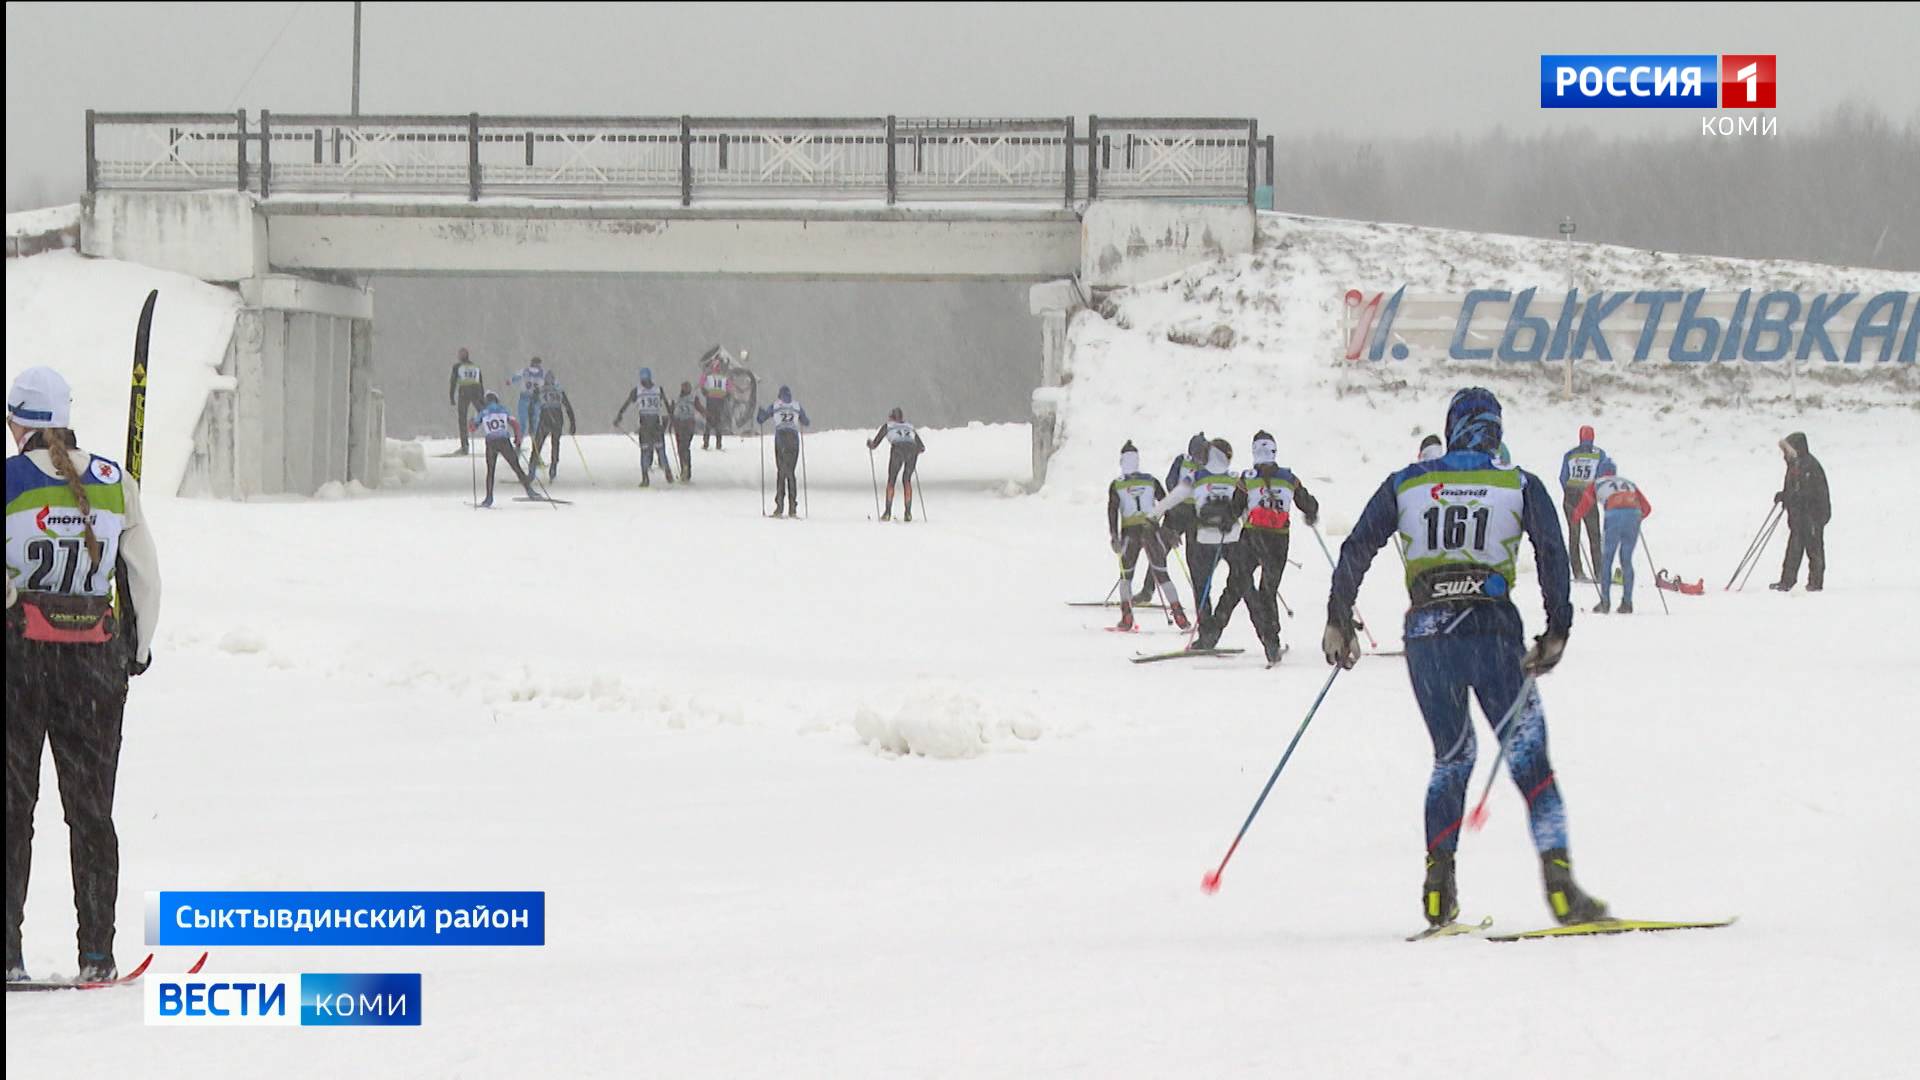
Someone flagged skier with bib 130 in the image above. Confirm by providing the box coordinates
[1323,387,1608,931]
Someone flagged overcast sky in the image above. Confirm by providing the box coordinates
[8,1,1920,208]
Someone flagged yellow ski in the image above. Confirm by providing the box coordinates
[1487,916,1736,942]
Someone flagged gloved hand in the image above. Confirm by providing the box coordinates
[1522,630,1568,676]
[1305,512,1319,528]
[570,425,578,436]
[1322,612,1361,669]
[1773,491,1785,505]
[1110,536,1125,555]
[130,653,151,677]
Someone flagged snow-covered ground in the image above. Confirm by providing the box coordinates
[6,216,1918,1077]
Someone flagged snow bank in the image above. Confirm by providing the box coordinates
[5,203,80,239]
[852,686,1043,759]
[1045,213,1920,501]
[4,249,238,496]
[382,438,431,486]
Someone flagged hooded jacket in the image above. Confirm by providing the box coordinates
[1778,432,1831,524]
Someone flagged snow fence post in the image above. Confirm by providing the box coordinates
[1063,116,1075,207]
[1087,115,1100,200]
[85,110,98,194]
[886,115,897,206]
[468,114,481,202]
[236,109,249,192]
[1246,119,1258,207]
[681,116,693,207]
[260,110,274,200]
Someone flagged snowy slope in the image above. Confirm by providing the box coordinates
[4,216,1917,1079]
[4,249,238,495]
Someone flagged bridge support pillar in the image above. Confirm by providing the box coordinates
[190,275,378,499]
[1028,280,1081,489]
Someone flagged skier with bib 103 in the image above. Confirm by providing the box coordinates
[1107,441,1190,633]
[1323,387,1608,931]
[469,392,539,507]
[865,408,925,522]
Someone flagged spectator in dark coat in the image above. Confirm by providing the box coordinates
[1771,432,1830,592]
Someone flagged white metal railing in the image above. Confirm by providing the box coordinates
[86,112,1274,206]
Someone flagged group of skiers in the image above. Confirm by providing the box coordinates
[1105,430,1320,665]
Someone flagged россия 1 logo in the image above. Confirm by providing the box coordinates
[1540,55,1775,108]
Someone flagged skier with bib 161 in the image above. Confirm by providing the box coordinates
[1324,387,1608,931]
[866,408,925,522]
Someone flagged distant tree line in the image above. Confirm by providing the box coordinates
[1273,104,1920,271]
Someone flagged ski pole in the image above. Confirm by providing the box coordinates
[1640,528,1671,616]
[570,434,596,487]
[523,446,560,510]
[799,430,810,520]
[1201,664,1342,894]
[469,432,479,509]
[1309,525,1378,649]
[1464,674,1540,832]
[758,421,767,517]
[1725,504,1782,590]
[1736,511,1784,592]
[912,464,927,524]
[868,446,881,519]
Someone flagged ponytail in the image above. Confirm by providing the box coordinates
[42,427,104,569]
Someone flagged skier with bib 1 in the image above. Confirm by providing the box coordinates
[1323,387,1607,930]
[757,387,811,518]
[449,347,485,454]
[865,408,926,522]
[1568,459,1653,614]
[469,392,539,507]
[1143,434,1209,608]
[1107,441,1190,633]
[6,366,162,984]
[613,367,675,487]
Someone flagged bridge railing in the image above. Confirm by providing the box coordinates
[85,111,1271,206]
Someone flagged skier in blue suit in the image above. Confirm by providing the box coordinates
[1323,387,1608,930]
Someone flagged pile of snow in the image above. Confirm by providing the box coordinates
[382,438,430,486]
[4,247,238,496]
[4,203,79,239]
[1045,213,1920,502]
[313,479,372,500]
[852,685,1043,759]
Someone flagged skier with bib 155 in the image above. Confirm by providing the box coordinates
[757,387,811,518]
[1324,387,1607,931]
[866,407,925,522]
[6,366,162,984]
[449,347,485,454]
[1559,426,1607,582]
[469,392,539,507]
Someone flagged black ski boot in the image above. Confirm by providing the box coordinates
[77,952,117,983]
[903,507,913,523]
[1618,599,1634,614]
[1592,598,1611,614]
[1263,637,1285,665]
[880,508,892,522]
[1424,852,1459,928]
[1768,581,1793,592]
[1541,848,1610,925]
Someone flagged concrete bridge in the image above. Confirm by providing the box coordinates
[79,112,1270,495]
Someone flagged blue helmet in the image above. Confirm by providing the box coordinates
[778,385,792,402]
[1598,458,1618,478]
[1445,387,1503,453]
[639,367,653,384]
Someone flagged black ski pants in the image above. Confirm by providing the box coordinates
[1780,516,1826,589]
[884,448,919,511]
[1563,489,1603,579]
[485,439,533,499]
[5,634,128,967]
[773,431,800,513]
[1118,526,1174,607]
[674,422,697,480]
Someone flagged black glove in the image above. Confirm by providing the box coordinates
[1322,611,1361,669]
[1305,512,1319,528]
[1110,535,1125,555]
[130,653,151,677]
[570,425,578,436]
[1522,630,1568,676]
[1773,491,1785,505]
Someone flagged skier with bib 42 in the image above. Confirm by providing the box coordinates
[1568,460,1653,614]
[1323,387,1607,931]
[1107,441,1190,632]
[5,366,162,984]
[866,407,925,522]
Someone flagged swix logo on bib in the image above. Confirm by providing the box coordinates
[1397,469,1525,602]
